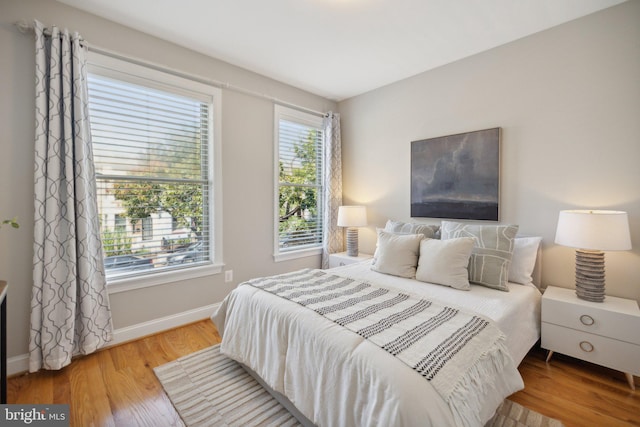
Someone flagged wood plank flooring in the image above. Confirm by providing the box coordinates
[8,320,221,427]
[8,320,639,426]
[511,346,639,427]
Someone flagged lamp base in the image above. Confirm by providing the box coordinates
[345,228,359,257]
[574,249,605,302]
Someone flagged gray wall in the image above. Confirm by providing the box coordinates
[338,1,640,302]
[0,0,336,359]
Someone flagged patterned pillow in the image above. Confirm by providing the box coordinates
[384,220,440,239]
[440,221,519,291]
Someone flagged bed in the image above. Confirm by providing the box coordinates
[212,221,542,427]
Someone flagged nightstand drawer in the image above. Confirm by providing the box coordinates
[328,257,348,269]
[328,252,372,269]
[542,290,640,345]
[542,323,640,375]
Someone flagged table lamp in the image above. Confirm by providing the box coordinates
[555,210,631,302]
[337,206,367,257]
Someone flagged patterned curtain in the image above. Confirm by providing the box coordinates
[321,112,343,268]
[30,21,112,372]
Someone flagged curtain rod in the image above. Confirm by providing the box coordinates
[14,20,328,118]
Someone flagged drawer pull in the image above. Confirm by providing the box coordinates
[579,341,594,353]
[579,315,595,326]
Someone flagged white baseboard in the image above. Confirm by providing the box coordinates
[7,354,29,377]
[8,302,221,376]
[109,302,220,346]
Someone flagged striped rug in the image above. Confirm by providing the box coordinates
[154,345,563,427]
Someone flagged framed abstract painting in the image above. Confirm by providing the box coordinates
[411,128,500,221]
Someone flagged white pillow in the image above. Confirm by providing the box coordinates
[371,229,423,278]
[508,236,542,285]
[416,237,476,290]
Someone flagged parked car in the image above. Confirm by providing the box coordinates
[104,254,153,273]
[279,231,320,248]
[167,241,204,265]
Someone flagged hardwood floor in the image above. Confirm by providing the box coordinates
[512,346,640,427]
[8,320,639,426]
[8,320,221,427]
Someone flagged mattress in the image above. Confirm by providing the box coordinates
[212,261,541,427]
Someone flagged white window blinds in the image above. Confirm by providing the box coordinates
[276,106,324,254]
[87,71,214,280]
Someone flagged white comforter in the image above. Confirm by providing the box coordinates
[212,262,541,427]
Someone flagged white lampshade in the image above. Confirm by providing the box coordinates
[337,206,367,228]
[555,210,631,251]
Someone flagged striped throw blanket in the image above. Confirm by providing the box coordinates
[245,269,517,425]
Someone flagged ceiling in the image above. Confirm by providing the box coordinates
[56,0,625,101]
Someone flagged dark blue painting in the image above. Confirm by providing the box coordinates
[411,128,500,221]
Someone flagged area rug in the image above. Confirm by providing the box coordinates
[154,345,563,427]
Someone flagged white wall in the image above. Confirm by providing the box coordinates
[0,0,336,362]
[338,1,640,302]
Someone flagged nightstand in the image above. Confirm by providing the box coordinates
[328,252,372,269]
[541,286,640,390]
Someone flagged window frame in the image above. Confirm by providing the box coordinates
[87,52,223,294]
[273,105,325,262]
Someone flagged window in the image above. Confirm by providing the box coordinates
[274,105,324,261]
[114,214,126,232]
[87,53,222,289]
[141,216,153,241]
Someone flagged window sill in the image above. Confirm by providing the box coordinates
[273,247,322,262]
[106,263,224,294]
